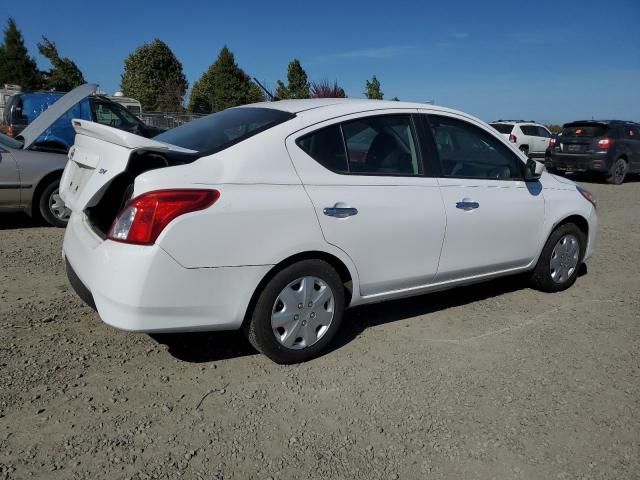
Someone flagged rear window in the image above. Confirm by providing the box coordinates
[153,107,295,155]
[562,123,609,138]
[490,123,514,134]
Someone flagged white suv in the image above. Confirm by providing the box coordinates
[490,121,553,158]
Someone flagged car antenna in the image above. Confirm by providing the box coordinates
[253,78,276,101]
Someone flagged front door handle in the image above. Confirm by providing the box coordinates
[456,199,480,211]
[323,202,358,218]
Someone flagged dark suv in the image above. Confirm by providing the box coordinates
[546,120,640,185]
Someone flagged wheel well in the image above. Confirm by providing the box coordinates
[29,170,63,217]
[617,154,628,162]
[556,214,589,239]
[241,251,354,329]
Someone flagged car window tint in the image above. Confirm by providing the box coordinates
[342,115,420,175]
[520,125,536,136]
[428,115,523,180]
[490,123,514,134]
[296,125,348,173]
[537,126,551,138]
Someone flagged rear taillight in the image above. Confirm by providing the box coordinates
[509,133,517,143]
[597,138,614,149]
[549,138,556,148]
[108,189,220,245]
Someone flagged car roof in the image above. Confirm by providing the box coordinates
[563,120,638,126]
[236,98,475,119]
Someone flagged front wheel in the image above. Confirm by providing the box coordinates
[38,179,70,227]
[246,259,345,364]
[529,223,585,292]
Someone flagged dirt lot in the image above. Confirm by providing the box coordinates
[1,178,639,480]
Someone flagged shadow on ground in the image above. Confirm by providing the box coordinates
[153,271,570,363]
[0,213,45,230]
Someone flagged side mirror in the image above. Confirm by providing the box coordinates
[524,158,544,181]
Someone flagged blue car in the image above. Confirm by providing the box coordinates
[1,87,162,152]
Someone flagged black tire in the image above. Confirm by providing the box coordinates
[529,223,585,293]
[246,259,345,364]
[38,179,69,227]
[606,157,627,185]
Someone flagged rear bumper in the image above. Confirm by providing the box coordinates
[546,153,610,173]
[62,213,272,333]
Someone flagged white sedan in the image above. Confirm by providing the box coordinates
[60,99,598,364]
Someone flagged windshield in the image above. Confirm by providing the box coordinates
[0,131,23,149]
[562,123,609,138]
[153,107,295,154]
[490,123,514,134]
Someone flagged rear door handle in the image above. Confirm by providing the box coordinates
[456,199,480,211]
[323,203,358,218]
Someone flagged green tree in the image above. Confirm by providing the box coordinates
[121,39,188,111]
[365,75,383,100]
[276,59,310,99]
[390,96,400,101]
[37,37,84,91]
[547,124,563,133]
[188,46,263,113]
[0,18,41,89]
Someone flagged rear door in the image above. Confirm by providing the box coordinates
[623,125,640,171]
[286,111,447,297]
[534,126,552,154]
[422,112,545,282]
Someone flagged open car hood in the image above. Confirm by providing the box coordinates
[18,83,98,150]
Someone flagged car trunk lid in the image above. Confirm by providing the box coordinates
[559,122,610,153]
[59,119,196,214]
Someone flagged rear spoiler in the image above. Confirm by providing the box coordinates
[71,119,196,153]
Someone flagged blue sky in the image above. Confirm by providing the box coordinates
[4,0,639,123]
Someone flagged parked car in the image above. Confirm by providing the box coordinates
[545,120,640,184]
[1,88,162,149]
[490,120,553,158]
[60,99,598,364]
[0,84,160,227]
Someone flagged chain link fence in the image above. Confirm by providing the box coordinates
[140,112,204,130]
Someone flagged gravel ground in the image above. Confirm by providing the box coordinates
[1,178,639,480]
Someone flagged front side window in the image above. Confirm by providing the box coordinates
[91,99,140,130]
[428,115,524,180]
[296,114,422,176]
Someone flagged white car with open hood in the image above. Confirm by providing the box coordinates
[60,99,598,364]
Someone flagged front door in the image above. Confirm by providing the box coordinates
[423,113,545,282]
[0,149,21,208]
[286,112,447,297]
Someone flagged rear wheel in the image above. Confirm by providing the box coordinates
[246,259,345,364]
[530,223,585,292]
[38,179,70,227]
[606,157,627,185]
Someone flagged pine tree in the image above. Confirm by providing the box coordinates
[0,18,41,89]
[365,75,383,100]
[275,59,310,99]
[37,37,85,91]
[121,39,188,111]
[188,46,264,113]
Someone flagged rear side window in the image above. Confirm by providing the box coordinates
[536,126,551,138]
[562,124,609,137]
[296,125,348,173]
[520,125,537,136]
[296,114,422,176]
[154,107,295,155]
[428,115,523,180]
[491,123,513,134]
